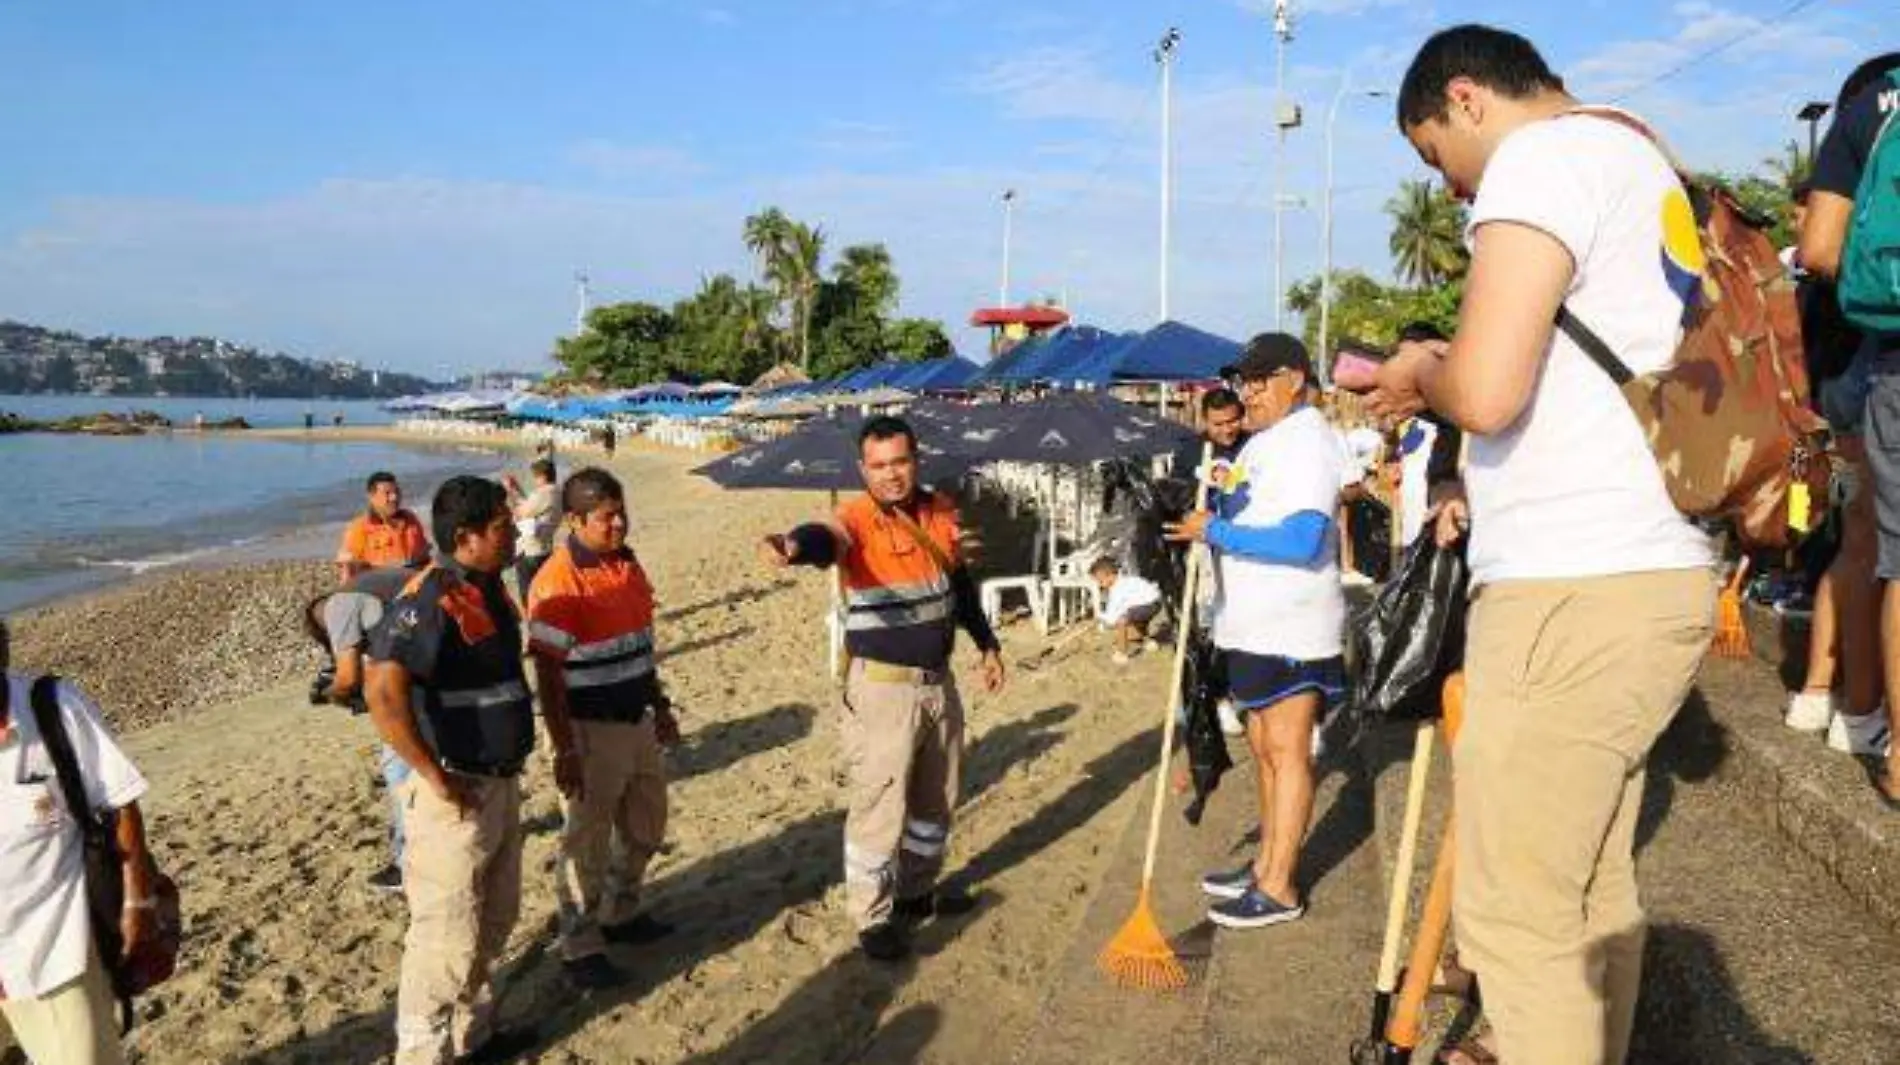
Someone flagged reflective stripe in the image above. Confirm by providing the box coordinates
[844,842,894,883]
[438,679,530,709]
[905,819,946,841]
[570,628,653,663]
[565,653,657,689]
[846,579,950,609]
[901,835,945,858]
[528,619,577,651]
[845,596,951,631]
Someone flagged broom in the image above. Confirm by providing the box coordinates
[1712,557,1751,660]
[1097,443,1212,991]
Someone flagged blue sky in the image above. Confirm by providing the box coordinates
[0,0,1883,377]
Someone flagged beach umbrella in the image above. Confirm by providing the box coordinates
[942,391,1196,465]
[692,409,973,491]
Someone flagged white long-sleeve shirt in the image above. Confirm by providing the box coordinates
[1100,574,1162,625]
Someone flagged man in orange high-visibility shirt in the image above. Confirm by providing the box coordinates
[527,467,680,992]
[759,415,1005,963]
[337,471,431,584]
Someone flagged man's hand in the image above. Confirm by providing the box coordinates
[1163,511,1212,544]
[423,768,478,819]
[1367,342,1441,426]
[502,473,521,494]
[979,649,1007,693]
[958,527,986,567]
[553,749,586,802]
[653,704,682,747]
[1427,482,1471,548]
[758,533,798,569]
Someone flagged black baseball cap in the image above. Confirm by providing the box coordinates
[1222,332,1313,382]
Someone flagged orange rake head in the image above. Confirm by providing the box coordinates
[1711,582,1750,660]
[1096,887,1190,991]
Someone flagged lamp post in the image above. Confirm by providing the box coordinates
[999,189,1018,307]
[1156,27,1181,324]
[1798,100,1830,167]
[1319,75,1391,383]
[573,270,590,337]
[1272,0,1299,328]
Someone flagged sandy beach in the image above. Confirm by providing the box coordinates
[6,440,1172,1064]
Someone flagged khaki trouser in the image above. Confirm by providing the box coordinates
[556,717,669,961]
[0,945,123,1065]
[840,660,964,930]
[395,774,524,1065]
[1455,568,1714,1065]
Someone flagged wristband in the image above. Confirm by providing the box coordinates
[126,898,158,912]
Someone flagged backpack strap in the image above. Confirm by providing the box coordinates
[28,677,97,832]
[1554,308,1637,386]
[886,497,957,577]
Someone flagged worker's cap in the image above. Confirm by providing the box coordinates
[1222,332,1313,383]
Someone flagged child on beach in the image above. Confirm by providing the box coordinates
[1091,557,1163,665]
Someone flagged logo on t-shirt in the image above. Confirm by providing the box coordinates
[1660,186,1708,320]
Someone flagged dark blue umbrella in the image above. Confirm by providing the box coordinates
[692,407,974,491]
[940,392,1197,465]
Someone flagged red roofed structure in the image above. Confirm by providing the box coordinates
[970,305,1070,356]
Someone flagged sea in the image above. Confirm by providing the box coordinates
[0,395,508,614]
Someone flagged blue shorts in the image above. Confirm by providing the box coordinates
[1820,350,1873,437]
[1226,651,1347,714]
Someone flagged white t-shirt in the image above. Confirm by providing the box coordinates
[1462,113,1713,584]
[1398,419,1438,547]
[1211,406,1346,659]
[1100,573,1163,624]
[0,674,148,999]
[1337,427,1383,491]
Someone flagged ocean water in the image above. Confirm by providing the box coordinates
[0,425,506,614]
[0,395,396,430]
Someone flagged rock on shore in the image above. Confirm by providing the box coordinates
[7,561,332,732]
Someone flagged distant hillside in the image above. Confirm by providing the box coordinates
[0,321,436,399]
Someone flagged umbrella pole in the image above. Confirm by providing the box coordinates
[828,489,844,679]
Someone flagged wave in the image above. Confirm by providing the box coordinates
[75,536,267,576]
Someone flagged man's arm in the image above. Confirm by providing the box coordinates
[759,522,845,569]
[1203,510,1333,566]
[528,648,585,800]
[365,660,466,811]
[1800,192,1855,282]
[113,801,156,958]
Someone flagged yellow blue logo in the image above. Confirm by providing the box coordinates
[1660,187,1707,319]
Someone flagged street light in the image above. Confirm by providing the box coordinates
[1271,0,1298,328]
[1318,73,1392,384]
[1156,27,1182,323]
[1798,100,1831,165]
[999,189,1018,307]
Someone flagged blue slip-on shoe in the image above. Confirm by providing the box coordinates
[1200,865,1254,901]
[1208,885,1306,930]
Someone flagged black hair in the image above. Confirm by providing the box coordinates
[1088,556,1120,578]
[561,466,625,517]
[366,471,399,494]
[1396,321,1449,344]
[1792,179,1813,205]
[430,476,508,555]
[1201,388,1243,416]
[1837,53,1900,112]
[530,458,557,483]
[1397,24,1565,130]
[858,415,917,457]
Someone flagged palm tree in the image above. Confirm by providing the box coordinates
[834,243,899,316]
[743,207,795,334]
[785,221,826,369]
[1385,180,1469,289]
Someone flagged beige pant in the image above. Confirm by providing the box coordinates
[556,717,669,961]
[1455,568,1714,1065]
[395,774,524,1065]
[0,946,123,1065]
[840,662,964,930]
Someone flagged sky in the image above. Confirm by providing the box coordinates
[0,0,1884,378]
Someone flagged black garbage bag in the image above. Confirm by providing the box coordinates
[1346,496,1394,583]
[1101,457,1193,612]
[1347,528,1469,734]
[1181,630,1233,826]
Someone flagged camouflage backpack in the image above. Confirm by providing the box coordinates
[1554,108,1833,550]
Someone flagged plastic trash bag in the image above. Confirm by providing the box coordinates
[1181,630,1233,827]
[1348,528,1469,729]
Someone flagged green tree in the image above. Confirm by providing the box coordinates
[743,208,826,369]
[832,243,899,316]
[1287,270,1462,356]
[1763,138,1812,194]
[554,301,677,386]
[886,318,954,363]
[1386,180,1469,289]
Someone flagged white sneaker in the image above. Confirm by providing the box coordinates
[1826,710,1892,757]
[1784,690,1838,734]
[1217,698,1244,737]
[1341,571,1375,588]
[1111,651,1132,666]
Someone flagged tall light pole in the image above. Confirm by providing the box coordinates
[999,189,1018,307]
[1319,74,1391,382]
[573,270,591,337]
[1156,27,1181,323]
[1272,0,1300,329]
[1798,100,1830,168]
